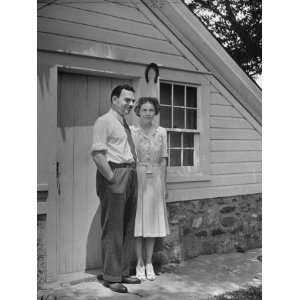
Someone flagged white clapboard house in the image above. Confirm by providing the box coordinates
[37,0,261,282]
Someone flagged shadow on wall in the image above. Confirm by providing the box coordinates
[85,198,138,275]
[85,203,102,273]
[37,63,52,99]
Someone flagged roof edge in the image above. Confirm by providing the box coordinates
[143,0,261,125]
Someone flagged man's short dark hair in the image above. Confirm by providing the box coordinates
[110,84,135,103]
[134,97,160,117]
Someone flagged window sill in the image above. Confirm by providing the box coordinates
[167,173,211,183]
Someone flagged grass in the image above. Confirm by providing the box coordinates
[210,285,262,300]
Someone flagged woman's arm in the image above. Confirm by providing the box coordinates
[160,157,168,200]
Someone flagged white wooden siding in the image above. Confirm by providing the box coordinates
[210,117,253,129]
[209,91,261,190]
[167,90,261,202]
[37,64,57,188]
[211,140,261,151]
[37,2,197,71]
[168,184,261,202]
[38,18,180,55]
[55,1,152,23]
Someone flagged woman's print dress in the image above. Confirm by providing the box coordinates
[131,126,170,237]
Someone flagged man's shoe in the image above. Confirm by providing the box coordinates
[103,281,128,293]
[96,273,103,281]
[122,276,141,284]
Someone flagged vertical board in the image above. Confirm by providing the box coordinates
[57,73,76,274]
[72,76,89,272]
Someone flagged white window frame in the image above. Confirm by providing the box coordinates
[159,80,210,183]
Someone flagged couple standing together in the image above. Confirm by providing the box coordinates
[91,84,170,293]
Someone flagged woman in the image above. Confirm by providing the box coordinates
[131,97,170,281]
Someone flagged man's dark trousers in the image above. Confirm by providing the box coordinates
[96,164,137,282]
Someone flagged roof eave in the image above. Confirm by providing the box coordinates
[143,0,261,125]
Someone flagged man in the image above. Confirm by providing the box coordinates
[91,84,140,293]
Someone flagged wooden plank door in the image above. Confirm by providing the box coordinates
[57,72,132,274]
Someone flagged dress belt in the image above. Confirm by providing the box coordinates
[108,161,136,169]
[137,162,161,167]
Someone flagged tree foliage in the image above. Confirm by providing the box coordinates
[184,0,262,79]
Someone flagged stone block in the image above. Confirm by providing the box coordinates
[230,223,243,234]
[206,207,219,226]
[183,226,192,235]
[37,214,47,289]
[170,218,180,225]
[195,230,208,238]
[220,206,236,214]
[189,200,202,213]
[182,234,202,259]
[164,228,179,248]
[246,233,262,249]
[192,216,203,229]
[201,240,217,254]
[217,198,225,205]
[211,228,226,236]
[168,245,183,263]
[221,216,236,227]
[216,237,235,253]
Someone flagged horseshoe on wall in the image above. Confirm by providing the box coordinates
[145,63,159,83]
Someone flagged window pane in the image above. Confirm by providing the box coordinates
[170,149,181,166]
[186,108,197,129]
[160,83,172,105]
[186,86,197,108]
[183,132,194,148]
[173,85,184,106]
[183,149,194,166]
[173,107,184,128]
[160,106,172,128]
[170,132,181,147]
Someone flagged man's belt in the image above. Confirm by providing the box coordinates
[108,161,136,169]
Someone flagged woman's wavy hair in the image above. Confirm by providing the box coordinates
[134,97,160,117]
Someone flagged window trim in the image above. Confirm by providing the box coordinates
[166,128,200,167]
[159,79,211,183]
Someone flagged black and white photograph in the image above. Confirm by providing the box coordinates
[35,0,263,299]
[3,0,300,299]
[9,0,300,299]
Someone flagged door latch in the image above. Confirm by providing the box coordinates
[56,161,61,195]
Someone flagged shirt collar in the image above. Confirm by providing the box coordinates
[109,108,124,124]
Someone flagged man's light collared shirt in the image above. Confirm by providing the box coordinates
[91,109,135,163]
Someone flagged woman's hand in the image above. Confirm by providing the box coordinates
[164,186,168,200]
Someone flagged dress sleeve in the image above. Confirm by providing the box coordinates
[159,127,168,157]
[90,117,108,154]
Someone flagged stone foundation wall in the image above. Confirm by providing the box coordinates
[153,193,262,265]
[37,193,262,283]
[37,214,47,288]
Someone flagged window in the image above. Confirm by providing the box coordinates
[160,82,200,167]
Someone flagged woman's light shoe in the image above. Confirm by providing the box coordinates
[136,265,146,281]
[146,264,156,281]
